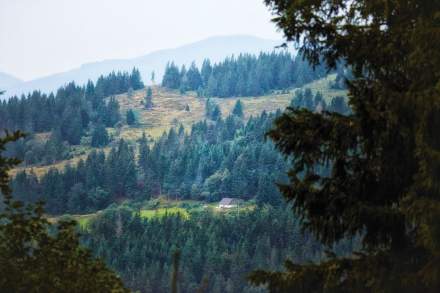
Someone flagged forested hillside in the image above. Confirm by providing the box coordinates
[2,51,350,293]
[11,110,286,214]
[162,52,327,97]
[81,205,358,293]
[3,0,439,291]
[10,88,348,215]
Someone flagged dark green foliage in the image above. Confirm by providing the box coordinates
[82,205,346,293]
[104,97,121,127]
[145,87,153,109]
[126,109,136,126]
[204,98,214,118]
[210,105,222,121]
[12,138,138,214]
[91,123,109,147]
[289,89,352,115]
[42,129,69,164]
[12,111,287,214]
[106,139,138,199]
[0,69,141,149]
[5,129,70,166]
[162,52,327,97]
[0,67,142,156]
[181,62,202,92]
[328,96,350,115]
[0,131,128,292]
[204,99,222,121]
[129,68,144,90]
[162,62,181,89]
[330,65,352,90]
[249,0,440,291]
[171,250,181,293]
[232,100,244,118]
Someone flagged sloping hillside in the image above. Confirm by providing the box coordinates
[9,74,346,178]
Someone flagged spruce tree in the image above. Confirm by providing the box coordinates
[210,105,222,121]
[91,123,109,147]
[250,1,440,292]
[105,97,121,127]
[126,109,136,126]
[232,100,244,118]
[0,131,128,292]
[129,68,144,90]
[145,87,153,110]
[162,62,181,89]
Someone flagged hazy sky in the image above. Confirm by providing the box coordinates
[0,0,282,81]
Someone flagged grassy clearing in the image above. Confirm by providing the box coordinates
[51,197,256,229]
[75,214,98,229]
[9,154,89,178]
[139,207,190,220]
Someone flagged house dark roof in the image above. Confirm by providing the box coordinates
[219,198,241,205]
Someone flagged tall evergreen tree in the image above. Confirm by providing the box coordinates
[210,105,222,121]
[232,100,244,118]
[129,68,144,90]
[126,109,136,126]
[145,87,153,110]
[250,1,440,291]
[91,123,109,147]
[105,97,121,127]
[0,131,128,292]
[186,62,203,91]
[162,62,181,89]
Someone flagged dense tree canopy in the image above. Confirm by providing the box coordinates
[0,69,143,135]
[82,203,359,293]
[126,109,137,126]
[250,1,440,292]
[0,131,128,292]
[11,92,346,217]
[162,52,327,97]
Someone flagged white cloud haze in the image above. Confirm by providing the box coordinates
[0,0,281,80]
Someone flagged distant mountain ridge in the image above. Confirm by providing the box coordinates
[2,35,283,98]
[0,72,23,91]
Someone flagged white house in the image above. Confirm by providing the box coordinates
[218,198,242,209]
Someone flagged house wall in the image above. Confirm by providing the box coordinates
[219,204,237,209]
